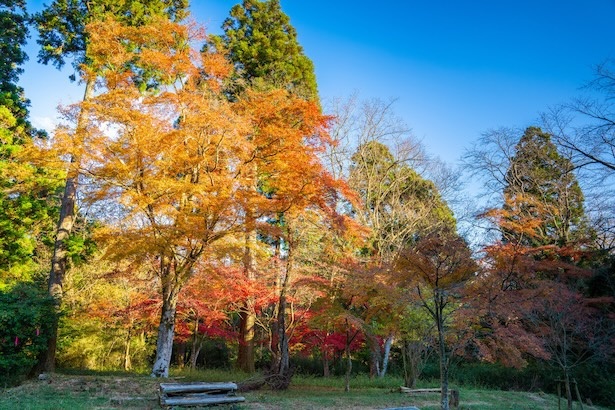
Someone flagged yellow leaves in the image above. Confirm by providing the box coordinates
[84,17,202,88]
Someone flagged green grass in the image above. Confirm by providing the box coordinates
[0,370,608,410]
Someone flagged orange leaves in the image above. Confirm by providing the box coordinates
[396,229,476,290]
[84,17,202,88]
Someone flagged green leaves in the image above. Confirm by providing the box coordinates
[0,282,55,386]
[503,126,589,246]
[214,0,318,100]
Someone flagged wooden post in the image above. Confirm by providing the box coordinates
[450,389,459,409]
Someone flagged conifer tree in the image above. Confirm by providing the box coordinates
[212,0,318,100]
[503,126,588,247]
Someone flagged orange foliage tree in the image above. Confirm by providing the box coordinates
[395,229,476,410]
[465,194,611,410]
[39,15,351,378]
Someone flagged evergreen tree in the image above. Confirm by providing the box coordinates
[503,126,588,247]
[0,0,29,122]
[211,0,318,100]
[0,0,61,286]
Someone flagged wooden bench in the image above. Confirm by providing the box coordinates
[399,387,459,409]
[159,382,245,407]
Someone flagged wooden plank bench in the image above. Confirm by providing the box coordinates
[159,382,245,407]
[399,387,459,409]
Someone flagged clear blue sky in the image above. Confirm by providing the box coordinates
[21,0,615,165]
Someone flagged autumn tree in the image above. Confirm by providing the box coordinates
[396,229,476,410]
[210,0,320,374]
[347,137,455,378]
[233,89,350,386]
[462,189,614,410]
[41,15,343,379]
[33,0,190,372]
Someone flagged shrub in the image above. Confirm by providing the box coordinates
[0,282,55,386]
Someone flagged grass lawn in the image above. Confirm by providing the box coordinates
[0,371,607,410]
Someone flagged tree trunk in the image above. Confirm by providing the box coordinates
[237,208,257,373]
[123,326,132,371]
[274,238,292,379]
[344,319,360,392]
[190,316,203,370]
[367,332,381,379]
[564,369,573,410]
[45,78,95,373]
[277,294,290,374]
[437,306,449,410]
[379,334,394,377]
[344,349,352,392]
[322,346,330,377]
[151,270,179,378]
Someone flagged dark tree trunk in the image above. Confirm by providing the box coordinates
[437,298,450,410]
[237,209,256,373]
[45,79,95,373]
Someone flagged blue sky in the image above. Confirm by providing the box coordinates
[21,1,615,165]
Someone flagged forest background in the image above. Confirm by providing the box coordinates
[1,1,614,410]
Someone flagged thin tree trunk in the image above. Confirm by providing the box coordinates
[437,305,449,410]
[275,236,293,378]
[123,326,132,371]
[564,369,573,410]
[190,315,203,370]
[45,78,95,373]
[237,206,257,373]
[344,320,353,392]
[343,319,361,392]
[322,352,330,377]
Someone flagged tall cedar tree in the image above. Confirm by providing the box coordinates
[503,126,587,247]
[212,0,319,373]
[0,0,29,120]
[34,0,189,372]
[212,0,318,100]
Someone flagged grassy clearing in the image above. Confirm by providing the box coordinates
[0,371,607,410]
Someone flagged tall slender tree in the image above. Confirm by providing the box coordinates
[212,0,319,373]
[34,0,189,372]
